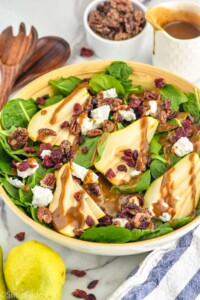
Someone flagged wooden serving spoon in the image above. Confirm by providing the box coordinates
[13,36,71,92]
[0,23,38,109]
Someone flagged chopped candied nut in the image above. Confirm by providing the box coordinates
[130,209,152,229]
[86,129,102,137]
[97,97,122,111]
[23,147,36,153]
[37,206,53,224]
[8,128,29,150]
[60,140,71,155]
[85,215,95,227]
[14,232,25,241]
[128,95,142,109]
[102,120,115,132]
[40,173,55,189]
[69,117,81,135]
[105,168,116,178]
[38,128,57,140]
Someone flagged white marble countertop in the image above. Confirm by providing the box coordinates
[0,0,200,299]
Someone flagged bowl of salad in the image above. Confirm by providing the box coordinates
[0,61,200,256]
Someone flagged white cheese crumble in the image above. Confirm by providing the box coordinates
[102,88,118,99]
[32,186,53,208]
[145,100,158,116]
[9,177,24,188]
[91,105,110,126]
[175,196,181,201]
[119,109,136,122]
[71,162,98,183]
[17,162,39,179]
[78,116,96,135]
[130,169,141,177]
[172,137,194,157]
[112,218,128,228]
[40,150,52,159]
[159,212,171,222]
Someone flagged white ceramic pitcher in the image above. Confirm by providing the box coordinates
[146,1,200,82]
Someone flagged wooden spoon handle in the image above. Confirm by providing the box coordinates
[0,64,19,110]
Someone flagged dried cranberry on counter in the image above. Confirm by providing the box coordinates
[14,232,25,241]
[86,294,96,300]
[72,289,87,299]
[71,269,87,278]
[80,47,94,57]
[87,280,99,290]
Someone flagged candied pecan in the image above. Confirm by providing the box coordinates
[60,140,71,155]
[128,95,142,109]
[73,103,83,114]
[8,128,29,150]
[98,214,113,226]
[40,173,55,189]
[69,117,81,135]
[130,209,152,229]
[23,147,36,153]
[81,146,89,153]
[97,97,123,111]
[73,228,84,236]
[60,121,69,129]
[87,183,101,197]
[154,78,165,89]
[72,289,87,299]
[117,164,127,172]
[80,47,94,57]
[124,149,132,157]
[143,89,159,101]
[74,190,85,201]
[85,215,95,227]
[87,280,99,289]
[83,97,94,112]
[102,120,115,132]
[14,232,25,241]
[71,270,86,278]
[124,13,134,34]
[37,206,53,224]
[105,168,116,178]
[86,129,102,137]
[43,155,54,168]
[38,128,57,140]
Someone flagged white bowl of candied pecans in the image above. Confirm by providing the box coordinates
[83,0,148,60]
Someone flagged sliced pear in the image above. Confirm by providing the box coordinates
[144,153,200,219]
[0,247,7,300]
[4,241,65,300]
[49,163,105,237]
[28,86,90,145]
[95,117,158,185]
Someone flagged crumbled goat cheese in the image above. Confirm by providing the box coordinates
[78,116,96,135]
[119,109,136,121]
[91,105,110,126]
[17,162,39,179]
[148,205,155,216]
[172,137,194,157]
[145,100,158,116]
[112,218,128,228]
[9,177,24,188]
[32,186,53,208]
[175,196,181,201]
[40,150,52,159]
[159,212,171,222]
[130,169,141,177]
[71,162,98,183]
[102,88,118,99]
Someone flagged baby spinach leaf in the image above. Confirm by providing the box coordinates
[160,84,188,112]
[170,154,182,166]
[38,95,64,108]
[117,123,125,130]
[140,226,173,240]
[89,74,125,95]
[74,136,102,168]
[107,61,133,81]
[27,162,53,187]
[80,226,131,243]
[171,217,194,229]
[130,229,153,241]
[126,85,144,93]
[151,154,166,163]
[150,134,163,155]
[183,91,200,122]
[49,76,81,96]
[150,160,167,179]
[111,170,151,194]
[1,98,38,130]
[0,144,12,175]
[19,188,33,206]
[1,178,19,200]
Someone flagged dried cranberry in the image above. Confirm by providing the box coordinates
[117,164,127,172]
[87,280,99,289]
[23,147,36,153]
[73,103,83,114]
[123,149,132,157]
[17,160,30,172]
[80,47,94,57]
[51,149,64,164]
[86,294,96,300]
[43,155,54,168]
[144,89,159,100]
[74,191,85,201]
[14,232,25,241]
[128,96,142,109]
[73,176,82,185]
[36,97,45,106]
[87,183,101,197]
[60,121,69,129]
[154,78,165,89]
[105,168,116,178]
[71,270,86,278]
[72,289,87,298]
[54,163,63,170]
[11,160,18,168]
[77,136,85,145]
[98,214,113,226]
[81,146,89,154]
[121,156,135,167]
[132,150,138,161]
[85,215,95,227]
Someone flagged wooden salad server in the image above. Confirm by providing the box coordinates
[0,23,38,109]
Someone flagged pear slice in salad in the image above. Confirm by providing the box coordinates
[95,117,158,186]
[28,86,90,145]
[49,163,105,237]
[144,153,200,219]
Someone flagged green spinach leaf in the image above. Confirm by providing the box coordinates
[183,91,200,122]
[80,226,131,243]
[39,95,64,108]
[140,225,173,240]
[160,84,188,112]
[89,74,125,95]
[0,144,12,175]
[130,229,153,241]
[107,61,133,81]
[49,76,81,96]
[1,178,19,200]
[150,159,167,179]
[171,217,194,229]
[1,99,38,130]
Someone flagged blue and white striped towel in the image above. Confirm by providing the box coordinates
[109,225,200,300]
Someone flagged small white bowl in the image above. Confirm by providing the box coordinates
[83,0,148,60]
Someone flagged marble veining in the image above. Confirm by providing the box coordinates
[0,0,200,299]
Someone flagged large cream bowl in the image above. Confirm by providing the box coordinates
[1,61,200,256]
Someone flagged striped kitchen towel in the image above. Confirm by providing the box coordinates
[109,225,200,300]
